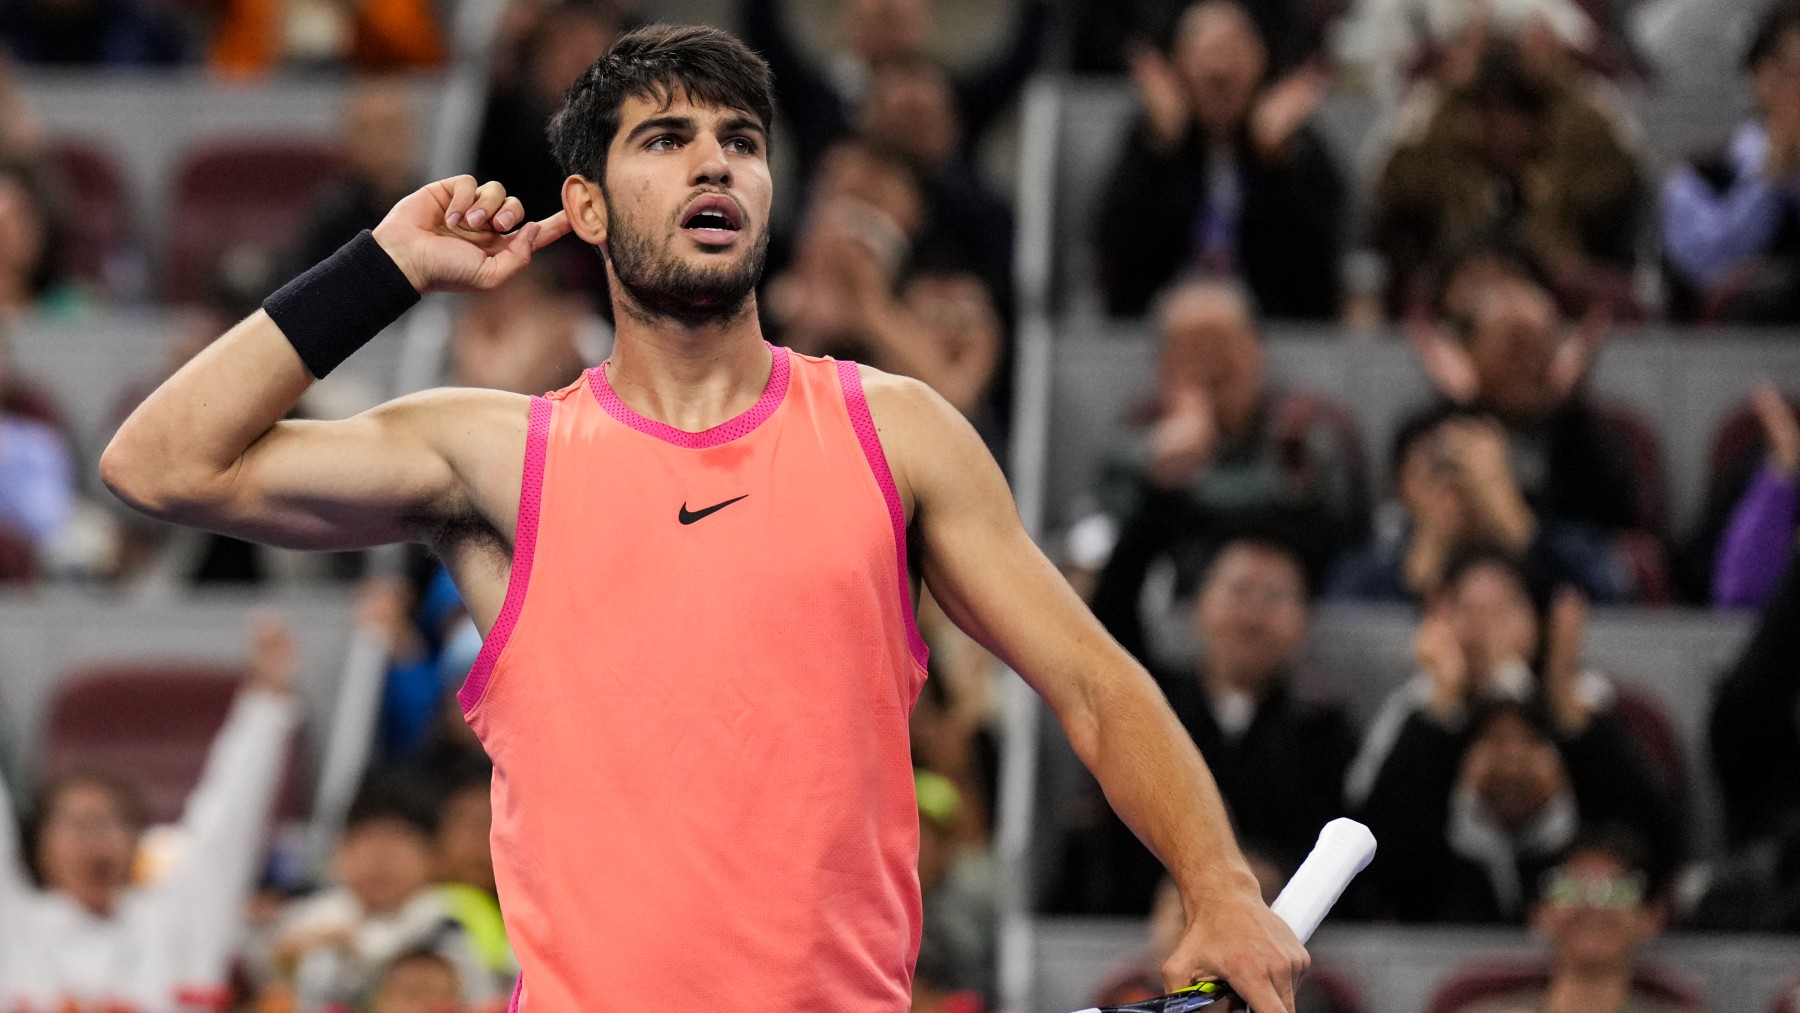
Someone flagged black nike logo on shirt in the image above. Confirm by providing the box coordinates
[678,495,749,525]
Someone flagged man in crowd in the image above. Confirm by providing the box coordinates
[1328,406,1628,603]
[1431,830,1701,1013]
[1661,0,1800,324]
[739,0,1051,195]
[1096,0,1345,319]
[1086,280,1366,646]
[854,57,1015,314]
[1371,32,1642,317]
[1349,551,1676,922]
[765,138,1006,434]
[1061,535,1355,913]
[1408,277,1644,540]
[102,24,1308,1010]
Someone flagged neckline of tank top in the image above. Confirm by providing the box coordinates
[584,341,792,450]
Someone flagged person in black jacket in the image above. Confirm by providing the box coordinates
[1409,275,1644,538]
[1712,543,1800,850]
[1348,550,1679,923]
[739,0,1050,196]
[1093,0,1345,319]
[1688,540,1800,931]
[1054,534,1356,914]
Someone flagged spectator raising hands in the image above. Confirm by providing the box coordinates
[1330,408,1628,603]
[1349,552,1679,921]
[1097,0,1346,319]
[0,619,301,1010]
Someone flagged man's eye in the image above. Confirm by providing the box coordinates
[647,136,679,151]
[727,137,758,154]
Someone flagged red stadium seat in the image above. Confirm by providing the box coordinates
[42,140,136,293]
[41,664,308,825]
[1594,399,1674,602]
[1,376,69,435]
[1705,393,1800,503]
[0,523,36,584]
[1596,399,1670,542]
[1611,681,1689,813]
[163,140,344,302]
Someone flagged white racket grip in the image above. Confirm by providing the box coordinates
[1267,818,1377,943]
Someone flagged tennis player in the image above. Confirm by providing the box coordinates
[103,24,1306,1013]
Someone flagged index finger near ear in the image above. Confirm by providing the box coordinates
[531,210,574,249]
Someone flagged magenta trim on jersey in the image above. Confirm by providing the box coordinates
[836,360,930,669]
[459,396,552,715]
[507,976,523,1013]
[585,342,790,449]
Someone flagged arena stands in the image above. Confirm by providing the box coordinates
[0,0,1798,1011]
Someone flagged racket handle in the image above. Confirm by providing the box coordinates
[1069,819,1378,1013]
[1269,818,1377,943]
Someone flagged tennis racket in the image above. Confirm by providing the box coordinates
[1070,817,1378,1013]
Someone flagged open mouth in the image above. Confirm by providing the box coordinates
[681,195,743,246]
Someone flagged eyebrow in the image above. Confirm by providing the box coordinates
[622,114,767,146]
[623,115,695,144]
[720,116,767,138]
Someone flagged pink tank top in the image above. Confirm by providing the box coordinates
[459,344,929,1012]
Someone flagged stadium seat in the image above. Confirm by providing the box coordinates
[1596,398,1671,541]
[0,524,36,584]
[41,664,307,825]
[1610,681,1690,815]
[1,376,69,435]
[1592,398,1675,603]
[1427,961,1701,1013]
[163,141,344,302]
[42,140,137,295]
[1703,392,1800,503]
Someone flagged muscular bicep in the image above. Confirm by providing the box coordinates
[866,371,1131,720]
[175,388,528,551]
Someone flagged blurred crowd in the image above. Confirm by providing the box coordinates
[0,0,1798,1011]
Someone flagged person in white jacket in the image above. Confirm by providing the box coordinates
[0,618,301,1013]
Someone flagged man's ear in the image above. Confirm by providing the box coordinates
[563,175,607,249]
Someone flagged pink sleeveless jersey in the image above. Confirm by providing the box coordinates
[458,344,930,1012]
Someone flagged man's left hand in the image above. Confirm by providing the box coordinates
[1161,880,1309,1013]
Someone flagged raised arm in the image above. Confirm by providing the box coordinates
[864,371,1307,1013]
[101,176,570,552]
[151,619,302,992]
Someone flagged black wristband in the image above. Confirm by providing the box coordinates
[263,230,421,379]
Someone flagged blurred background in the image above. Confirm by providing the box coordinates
[0,0,1798,1011]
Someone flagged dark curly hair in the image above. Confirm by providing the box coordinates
[547,23,775,188]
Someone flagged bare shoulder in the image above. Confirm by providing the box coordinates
[857,364,961,437]
[855,364,1003,516]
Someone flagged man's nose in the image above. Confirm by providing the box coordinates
[692,136,732,187]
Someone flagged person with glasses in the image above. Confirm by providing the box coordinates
[1054,534,1356,915]
[1432,829,1702,1013]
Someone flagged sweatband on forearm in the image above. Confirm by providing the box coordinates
[263,230,421,379]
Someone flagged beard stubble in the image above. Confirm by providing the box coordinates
[602,190,769,329]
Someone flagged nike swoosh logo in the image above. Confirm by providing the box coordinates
[678,495,749,525]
